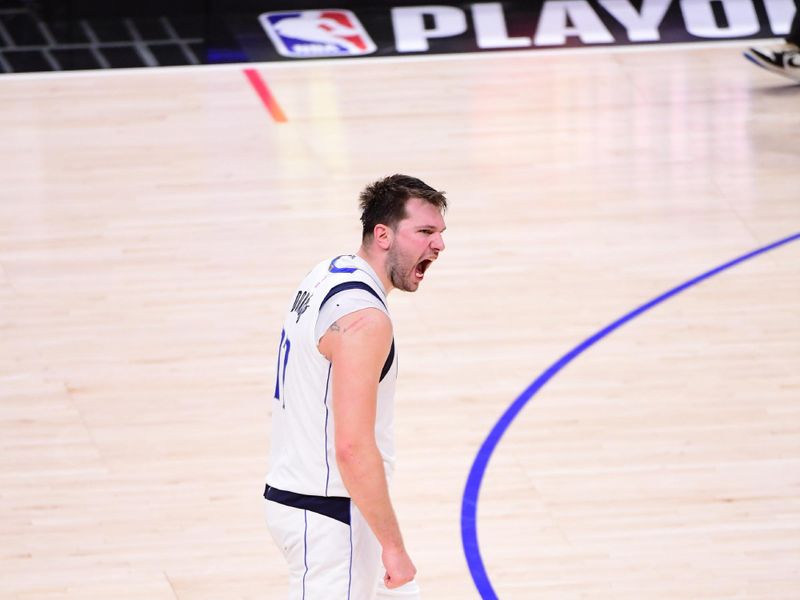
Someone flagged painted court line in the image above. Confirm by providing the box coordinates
[244,68,287,123]
[460,231,800,600]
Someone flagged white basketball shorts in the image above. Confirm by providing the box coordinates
[265,491,421,599]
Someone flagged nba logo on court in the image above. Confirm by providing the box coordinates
[259,10,377,58]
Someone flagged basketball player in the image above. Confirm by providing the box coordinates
[264,175,447,599]
[744,1,800,82]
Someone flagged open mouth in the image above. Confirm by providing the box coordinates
[415,259,433,279]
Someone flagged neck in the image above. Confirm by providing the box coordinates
[356,246,394,294]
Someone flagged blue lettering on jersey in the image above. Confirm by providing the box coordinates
[328,255,357,273]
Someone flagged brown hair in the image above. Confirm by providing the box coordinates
[358,174,447,241]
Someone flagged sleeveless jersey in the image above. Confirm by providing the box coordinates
[266,254,398,498]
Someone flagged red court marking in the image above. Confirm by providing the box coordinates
[244,68,287,123]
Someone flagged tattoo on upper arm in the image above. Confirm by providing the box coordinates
[320,313,390,363]
[328,314,384,337]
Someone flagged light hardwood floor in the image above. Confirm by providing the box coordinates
[1,45,799,599]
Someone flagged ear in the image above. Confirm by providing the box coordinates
[373,224,393,250]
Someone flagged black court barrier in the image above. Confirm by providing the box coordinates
[0,0,795,73]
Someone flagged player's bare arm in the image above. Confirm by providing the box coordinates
[318,308,417,589]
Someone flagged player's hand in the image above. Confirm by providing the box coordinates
[382,545,417,589]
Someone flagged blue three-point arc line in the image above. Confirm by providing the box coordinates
[460,231,800,599]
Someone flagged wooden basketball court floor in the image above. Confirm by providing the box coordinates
[1,42,799,599]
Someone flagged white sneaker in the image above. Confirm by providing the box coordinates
[743,42,800,82]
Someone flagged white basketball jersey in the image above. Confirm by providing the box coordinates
[266,254,397,498]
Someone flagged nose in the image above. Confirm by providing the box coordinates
[431,232,445,253]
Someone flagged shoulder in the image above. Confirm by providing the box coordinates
[318,308,392,362]
[319,258,387,308]
[334,308,391,335]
